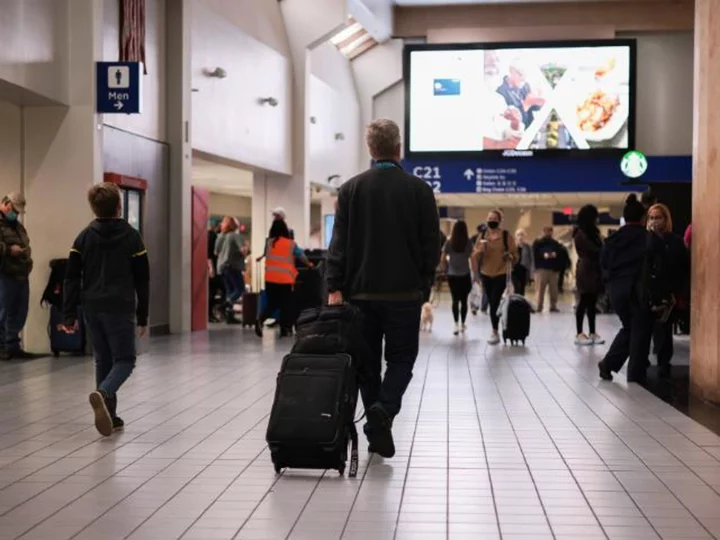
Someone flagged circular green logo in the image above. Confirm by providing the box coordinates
[621,150,648,179]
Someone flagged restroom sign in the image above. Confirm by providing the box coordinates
[96,62,142,114]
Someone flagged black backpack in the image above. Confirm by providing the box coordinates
[41,259,68,309]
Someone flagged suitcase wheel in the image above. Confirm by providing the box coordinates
[52,349,59,357]
[273,463,282,474]
[338,463,345,476]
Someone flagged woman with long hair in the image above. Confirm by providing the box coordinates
[215,216,247,323]
[513,228,533,296]
[573,205,605,345]
[472,209,517,345]
[256,219,311,338]
[441,220,474,335]
[647,203,689,377]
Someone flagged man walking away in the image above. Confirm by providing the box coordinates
[327,119,440,459]
[0,193,33,361]
[62,183,150,436]
[533,226,564,312]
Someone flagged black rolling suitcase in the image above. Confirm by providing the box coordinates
[501,294,532,345]
[266,353,358,477]
[49,305,86,356]
[266,304,369,477]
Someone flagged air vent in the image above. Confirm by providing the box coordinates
[328,19,377,60]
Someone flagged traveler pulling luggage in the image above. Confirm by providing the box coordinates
[497,265,532,346]
[266,304,369,478]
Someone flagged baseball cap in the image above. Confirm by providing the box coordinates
[272,207,286,220]
[6,192,26,214]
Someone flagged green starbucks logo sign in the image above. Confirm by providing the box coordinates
[621,150,648,179]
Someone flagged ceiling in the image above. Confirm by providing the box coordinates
[393,0,654,3]
[191,157,253,197]
[435,191,632,209]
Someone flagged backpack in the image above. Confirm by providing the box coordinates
[41,259,68,309]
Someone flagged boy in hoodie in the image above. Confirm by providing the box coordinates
[61,183,150,436]
[598,194,662,384]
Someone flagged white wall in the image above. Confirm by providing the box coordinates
[0,102,21,195]
[307,43,361,185]
[102,0,167,141]
[0,0,70,104]
[191,0,292,174]
[209,192,252,217]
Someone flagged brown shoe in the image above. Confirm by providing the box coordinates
[89,391,113,436]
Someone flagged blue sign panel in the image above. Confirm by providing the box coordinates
[402,156,691,194]
[96,62,141,114]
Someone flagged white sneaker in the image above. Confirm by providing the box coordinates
[453,323,460,336]
[488,333,500,345]
[461,323,467,334]
[590,334,605,345]
[575,333,592,346]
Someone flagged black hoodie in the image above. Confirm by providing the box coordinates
[63,219,150,326]
[600,223,659,288]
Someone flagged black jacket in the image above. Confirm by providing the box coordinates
[326,161,440,299]
[63,219,150,326]
[533,237,565,271]
[0,213,33,279]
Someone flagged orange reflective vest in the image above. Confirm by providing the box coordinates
[265,238,298,285]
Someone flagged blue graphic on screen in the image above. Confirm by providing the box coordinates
[433,78,461,96]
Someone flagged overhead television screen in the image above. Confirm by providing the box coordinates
[404,40,636,157]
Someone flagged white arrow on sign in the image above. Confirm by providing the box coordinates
[113,101,124,111]
[463,169,475,180]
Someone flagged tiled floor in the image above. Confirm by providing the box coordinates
[0,305,719,540]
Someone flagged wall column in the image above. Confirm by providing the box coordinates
[689,0,720,404]
[22,0,103,353]
[166,0,192,333]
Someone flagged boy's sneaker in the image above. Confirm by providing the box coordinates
[112,417,125,431]
[89,390,113,437]
[590,334,605,345]
[364,403,395,459]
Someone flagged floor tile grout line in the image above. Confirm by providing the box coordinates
[446,344,450,540]
[0,360,266,453]
[282,472,327,540]
[477,343,557,540]
[538,339,720,465]
[114,416,270,540]
[462,342,503,540]
[0,366,274,498]
[544,341,720,498]
[391,344,437,540]
[527,342,715,539]
[499,346,611,539]
[10,388,275,539]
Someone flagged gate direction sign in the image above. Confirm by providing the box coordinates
[96,62,142,114]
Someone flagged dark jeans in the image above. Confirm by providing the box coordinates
[602,287,653,382]
[0,276,29,352]
[576,293,598,335]
[512,265,528,296]
[447,274,472,323]
[84,311,137,399]
[481,274,507,331]
[208,275,225,318]
[352,299,422,418]
[653,318,674,367]
[222,267,245,304]
[260,282,294,330]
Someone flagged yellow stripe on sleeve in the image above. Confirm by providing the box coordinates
[133,249,148,257]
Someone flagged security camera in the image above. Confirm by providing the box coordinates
[206,67,227,78]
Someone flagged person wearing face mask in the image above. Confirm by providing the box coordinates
[646,204,688,377]
[0,192,33,361]
[472,210,517,344]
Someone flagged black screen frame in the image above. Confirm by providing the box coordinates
[403,38,637,160]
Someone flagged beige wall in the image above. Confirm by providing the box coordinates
[103,0,167,141]
[191,0,293,174]
[0,102,21,195]
[0,0,70,104]
[209,192,252,218]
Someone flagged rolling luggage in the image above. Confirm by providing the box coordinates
[266,352,359,477]
[266,304,369,478]
[497,267,532,346]
[49,305,86,356]
[500,295,532,346]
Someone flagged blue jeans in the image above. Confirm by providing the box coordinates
[0,276,29,351]
[352,299,422,418]
[84,311,137,397]
[222,267,245,304]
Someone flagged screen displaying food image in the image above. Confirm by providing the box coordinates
[405,41,634,155]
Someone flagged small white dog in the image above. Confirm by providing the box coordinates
[420,302,434,333]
